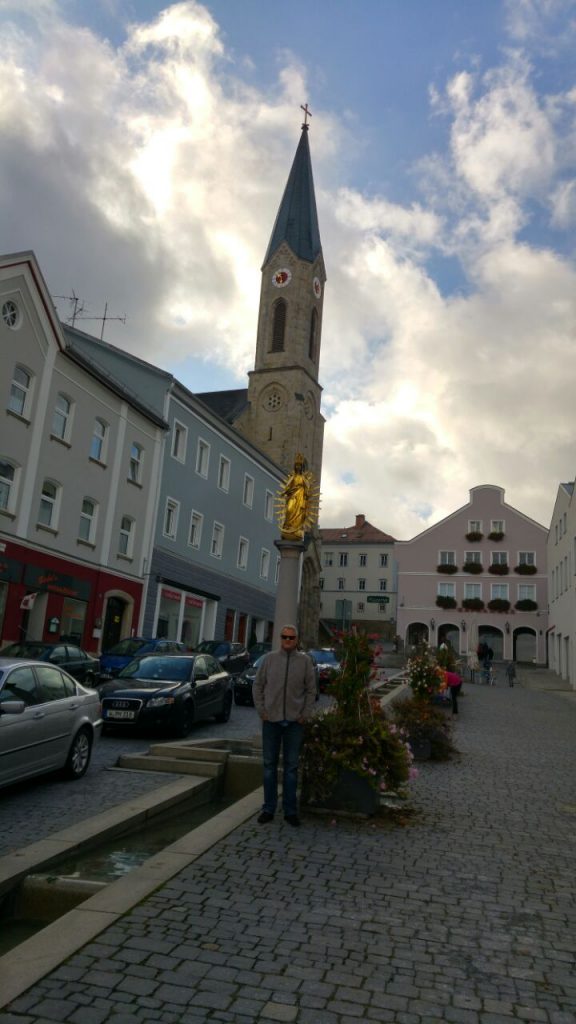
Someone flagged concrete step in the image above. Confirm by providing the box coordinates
[117,754,224,777]
[148,744,229,763]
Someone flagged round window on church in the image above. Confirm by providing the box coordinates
[262,386,284,412]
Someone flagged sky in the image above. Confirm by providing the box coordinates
[2,0,576,539]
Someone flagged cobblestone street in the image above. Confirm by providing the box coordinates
[1,671,575,1023]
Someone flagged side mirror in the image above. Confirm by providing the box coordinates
[194,671,209,681]
[0,699,26,715]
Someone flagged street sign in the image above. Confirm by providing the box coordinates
[367,595,389,603]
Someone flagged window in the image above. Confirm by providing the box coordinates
[118,516,134,557]
[319,577,324,590]
[211,522,224,558]
[438,582,455,597]
[129,443,143,483]
[9,366,31,417]
[519,551,535,566]
[171,421,187,462]
[440,550,456,565]
[195,438,210,478]
[379,579,387,591]
[38,480,59,528]
[243,474,254,508]
[379,553,389,567]
[163,498,179,540]
[260,548,270,579]
[90,419,107,462]
[271,299,286,352]
[237,537,249,570]
[464,583,481,600]
[339,552,348,567]
[357,601,365,611]
[465,551,482,563]
[324,552,334,567]
[491,520,504,533]
[337,578,345,590]
[218,455,231,492]
[51,394,71,441]
[78,498,97,543]
[265,490,274,521]
[358,579,366,591]
[359,553,367,567]
[2,299,20,329]
[308,307,318,361]
[378,604,388,614]
[492,551,508,565]
[468,520,482,533]
[518,584,536,601]
[0,461,16,512]
[491,583,509,600]
[188,511,203,548]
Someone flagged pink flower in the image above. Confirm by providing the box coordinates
[409,766,419,779]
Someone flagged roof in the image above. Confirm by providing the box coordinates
[195,388,249,424]
[263,127,322,266]
[319,520,396,545]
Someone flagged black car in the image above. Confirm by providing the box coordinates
[99,654,233,737]
[248,641,272,664]
[234,652,320,706]
[0,641,101,686]
[306,648,341,692]
[193,640,250,676]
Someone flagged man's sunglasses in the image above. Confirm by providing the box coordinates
[281,634,297,640]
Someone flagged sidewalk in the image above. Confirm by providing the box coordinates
[1,666,575,1024]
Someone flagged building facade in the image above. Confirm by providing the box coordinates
[318,515,397,639]
[396,485,548,663]
[547,482,576,687]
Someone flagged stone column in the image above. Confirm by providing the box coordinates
[272,539,305,649]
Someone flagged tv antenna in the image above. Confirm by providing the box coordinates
[53,294,126,339]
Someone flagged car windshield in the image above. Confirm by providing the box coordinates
[118,657,193,682]
[195,641,227,656]
[0,642,50,659]
[104,638,148,656]
[308,649,339,665]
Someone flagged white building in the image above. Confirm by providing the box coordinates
[547,482,576,688]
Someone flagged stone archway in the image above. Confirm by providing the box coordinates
[406,621,429,650]
[513,627,537,663]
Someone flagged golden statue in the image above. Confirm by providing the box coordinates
[276,453,320,541]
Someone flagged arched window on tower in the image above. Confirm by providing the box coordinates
[308,307,318,361]
[270,299,286,352]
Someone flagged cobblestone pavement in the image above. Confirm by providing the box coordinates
[2,671,576,1023]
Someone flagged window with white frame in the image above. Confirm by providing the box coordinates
[337,577,345,590]
[438,582,456,598]
[378,604,388,613]
[211,522,224,558]
[379,579,387,591]
[260,548,270,579]
[163,498,179,540]
[468,520,482,533]
[357,601,365,611]
[188,511,203,549]
[339,552,348,567]
[196,438,210,478]
[359,553,367,566]
[243,474,254,508]
[38,480,59,528]
[237,537,249,570]
[129,443,143,483]
[465,551,482,563]
[518,584,536,601]
[9,366,32,417]
[265,490,274,521]
[319,576,324,589]
[90,419,107,462]
[491,519,505,533]
[78,498,97,544]
[218,455,231,492]
[358,579,366,591]
[2,299,20,329]
[0,460,17,512]
[519,551,535,565]
[118,516,134,557]
[439,550,456,565]
[491,583,509,599]
[324,552,334,567]
[464,583,481,600]
[171,421,187,463]
[491,551,508,565]
[379,553,388,567]
[51,394,72,441]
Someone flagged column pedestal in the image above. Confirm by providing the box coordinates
[272,539,305,649]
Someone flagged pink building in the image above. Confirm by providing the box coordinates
[396,485,548,663]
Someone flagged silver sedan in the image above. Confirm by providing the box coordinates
[0,657,102,789]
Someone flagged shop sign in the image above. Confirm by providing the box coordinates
[162,588,182,601]
[0,556,23,583]
[367,595,390,603]
[23,566,91,600]
[185,596,203,608]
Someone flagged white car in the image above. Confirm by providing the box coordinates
[0,657,102,789]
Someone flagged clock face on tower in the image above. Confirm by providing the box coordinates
[313,277,322,298]
[272,268,292,288]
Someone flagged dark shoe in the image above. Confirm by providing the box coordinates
[257,811,274,824]
[284,814,301,827]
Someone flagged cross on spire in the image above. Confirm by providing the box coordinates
[300,102,312,130]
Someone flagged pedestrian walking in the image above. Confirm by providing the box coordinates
[444,669,463,714]
[505,661,516,687]
[252,624,317,827]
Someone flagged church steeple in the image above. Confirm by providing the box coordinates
[236,114,326,484]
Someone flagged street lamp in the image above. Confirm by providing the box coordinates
[460,619,466,632]
[505,621,510,634]
[430,618,436,630]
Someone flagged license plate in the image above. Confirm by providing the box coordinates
[105,709,136,720]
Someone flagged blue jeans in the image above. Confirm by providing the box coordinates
[262,720,303,817]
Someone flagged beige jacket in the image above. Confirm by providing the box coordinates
[252,649,317,722]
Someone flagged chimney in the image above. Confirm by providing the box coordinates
[355,514,365,528]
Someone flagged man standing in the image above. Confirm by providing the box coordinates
[253,624,317,827]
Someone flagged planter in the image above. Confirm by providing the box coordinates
[462,598,484,611]
[514,564,537,575]
[305,768,380,815]
[488,531,505,541]
[436,596,457,609]
[437,563,458,574]
[465,531,483,542]
[488,564,509,575]
[463,562,483,574]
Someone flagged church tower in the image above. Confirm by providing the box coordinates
[237,115,326,484]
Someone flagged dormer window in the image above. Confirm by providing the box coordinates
[270,299,286,352]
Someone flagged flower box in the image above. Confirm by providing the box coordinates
[462,598,485,611]
[515,599,538,611]
[437,563,458,574]
[514,564,537,575]
[465,531,483,542]
[487,598,510,612]
[488,531,505,541]
[436,595,457,609]
[462,561,483,574]
[488,563,509,575]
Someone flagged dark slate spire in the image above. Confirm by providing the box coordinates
[263,124,322,266]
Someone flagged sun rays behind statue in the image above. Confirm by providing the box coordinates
[275,453,321,541]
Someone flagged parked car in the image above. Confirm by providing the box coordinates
[193,640,250,676]
[0,641,101,686]
[99,638,186,680]
[306,648,341,691]
[248,641,272,664]
[234,652,320,706]
[99,653,233,736]
[0,658,101,789]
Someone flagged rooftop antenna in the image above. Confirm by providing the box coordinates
[53,294,126,339]
[53,291,85,327]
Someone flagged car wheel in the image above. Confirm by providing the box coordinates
[175,700,195,738]
[64,727,92,779]
[215,692,232,723]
